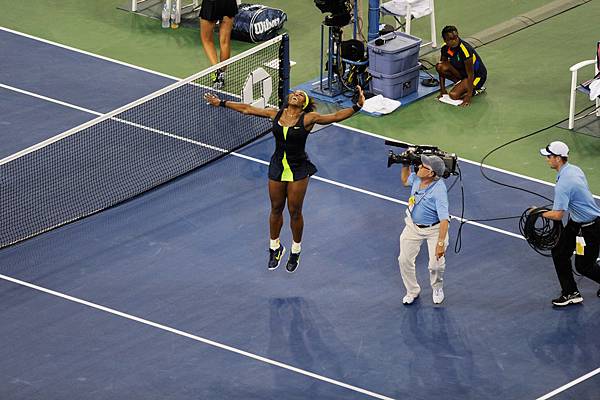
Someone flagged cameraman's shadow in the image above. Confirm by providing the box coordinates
[400,306,503,398]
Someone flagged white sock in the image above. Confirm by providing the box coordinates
[270,238,280,251]
[291,241,301,254]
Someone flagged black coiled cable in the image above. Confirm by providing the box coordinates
[518,207,562,257]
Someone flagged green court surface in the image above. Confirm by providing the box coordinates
[1,0,598,192]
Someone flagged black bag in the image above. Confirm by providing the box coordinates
[341,39,365,61]
[232,4,287,43]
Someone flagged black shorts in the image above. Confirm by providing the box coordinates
[472,73,486,91]
[200,0,238,21]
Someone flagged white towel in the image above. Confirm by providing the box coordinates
[589,78,600,101]
[362,95,401,114]
[381,0,432,19]
[438,94,463,106]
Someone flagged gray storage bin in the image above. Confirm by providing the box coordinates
[368,31,421,75]
[369,63,421,99]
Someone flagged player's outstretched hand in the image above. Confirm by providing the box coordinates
[204,92,220,107]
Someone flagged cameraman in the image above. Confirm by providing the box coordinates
[398,155,450,305]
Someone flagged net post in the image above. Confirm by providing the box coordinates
[279,34,290,108]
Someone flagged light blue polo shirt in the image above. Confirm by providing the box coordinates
[553,163,600,223]
[407,173,450,225]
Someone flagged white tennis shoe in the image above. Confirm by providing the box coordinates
[433,287,445,304]
[402,293,419,305]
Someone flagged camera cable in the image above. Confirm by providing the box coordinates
[458,103,599,256]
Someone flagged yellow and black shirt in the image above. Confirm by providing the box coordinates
[441,39,487,81]
[268,109,317,182]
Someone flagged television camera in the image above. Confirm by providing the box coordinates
[314,0,352,26]
[385,140,458,179]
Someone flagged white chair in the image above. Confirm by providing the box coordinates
[568,41,600,130]
[131,0,145,12]
[380,0,436,48]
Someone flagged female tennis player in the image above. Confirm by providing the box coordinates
[204,87,365,273]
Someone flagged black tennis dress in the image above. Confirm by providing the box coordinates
[268,109,317,182]
[200,0,238,21]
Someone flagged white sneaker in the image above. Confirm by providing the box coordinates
[433,287,444,304]
[402,293,418,305]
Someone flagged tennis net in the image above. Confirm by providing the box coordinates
[0,34,290,249]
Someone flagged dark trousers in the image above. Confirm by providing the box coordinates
[551,217,600,294]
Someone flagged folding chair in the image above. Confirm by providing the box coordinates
[568,41,600,129]
[380,0,436,48]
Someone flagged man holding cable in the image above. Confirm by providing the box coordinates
[539,141,600,307]
[399,155,450,305]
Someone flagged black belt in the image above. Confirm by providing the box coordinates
[579,217,600,228]
[415,221,440,228]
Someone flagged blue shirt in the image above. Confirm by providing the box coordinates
[553,163,600,223]
[407,173,450,225]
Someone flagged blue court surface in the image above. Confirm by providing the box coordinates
[2,28,600,400]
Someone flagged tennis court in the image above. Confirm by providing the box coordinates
[1,25,600,399]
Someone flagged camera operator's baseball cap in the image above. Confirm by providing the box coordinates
[421,154,446,177]
[540,141,569,157]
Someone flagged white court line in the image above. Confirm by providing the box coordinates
[0,34,284,166]
[0,83,524,241]
[0,26,180,81]
[0,83,103,116]
[0,273,395,400]
[334,123,600,200]
[536,367,600,400]
[3,24,597,199]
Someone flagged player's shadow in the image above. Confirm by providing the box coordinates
[265,296,372,400]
